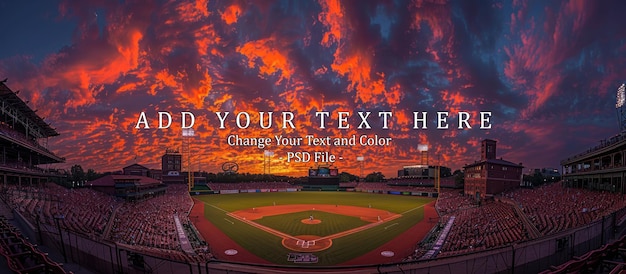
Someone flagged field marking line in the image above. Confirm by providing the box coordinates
[223,218,234,224]
[401,203,428,215]
[208,203,304,241]
[207,203,230,214]
[226,212,304,242]
[384,223,399,230]
[313,203,429,241]
[315,213,403,242]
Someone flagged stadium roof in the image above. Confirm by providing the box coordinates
[88,174,162,187]
[123,163,150,170]
[0,81,59,137]
[464,158,523,168]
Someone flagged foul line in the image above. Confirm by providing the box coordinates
[223,218,234,224]
[315,213,403,242]
[226,212,303,242]
[384,223,399,230]
[208,204,230,214]
[401,203,428,215]
[208,203,305,242]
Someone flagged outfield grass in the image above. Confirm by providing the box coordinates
[198,192,432,265]
[254,211,370,237]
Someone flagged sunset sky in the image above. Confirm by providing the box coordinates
[0,0,625,178]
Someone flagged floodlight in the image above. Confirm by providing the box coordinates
[182,128,195,136]
[616,83,625,108]
[418,144,428,152]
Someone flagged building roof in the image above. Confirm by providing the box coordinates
[122,163,149,170]
[464,158,524,168]
[0,82,59,137]
[88,174,162,187]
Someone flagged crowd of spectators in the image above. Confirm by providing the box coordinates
[386,178,457,187]
[407,182,626,261]
[435,189,475,215]
[109,184,193,251]
[437,201,528,257]
[1,182,213,264]
[5,183,117,237]
[355,182,436,192]
[505,183,626,235]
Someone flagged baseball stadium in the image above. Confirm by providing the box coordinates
[2,1,626,274]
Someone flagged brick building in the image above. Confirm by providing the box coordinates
[464,139,523,200]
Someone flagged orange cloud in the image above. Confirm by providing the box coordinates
[222,4,242,25]
[237,37,294,83]
[318,0,344,47]
[174,0,209,23]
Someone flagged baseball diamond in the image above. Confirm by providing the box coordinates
[191,191,436,265]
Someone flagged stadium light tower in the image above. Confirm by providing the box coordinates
[264,150,274,174]
[616,83,626,132]
[182,128,195,192]
[417,144,428,166]
[356,156,365,180]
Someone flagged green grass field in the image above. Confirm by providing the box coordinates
[196,191,433,265]
[254,211,369,237]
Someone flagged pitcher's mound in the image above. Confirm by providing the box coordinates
[301,219,322,224]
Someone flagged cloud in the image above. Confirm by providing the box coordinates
[1,0,624,177]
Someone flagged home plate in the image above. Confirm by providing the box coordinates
[224,249,238,256]
[381,251,394,257]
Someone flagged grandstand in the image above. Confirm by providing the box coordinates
[0,81,64,186]
[561,133,626,194]
[0,81,69,272]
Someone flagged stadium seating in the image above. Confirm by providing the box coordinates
[3,182,213,264]
[109,184,194,252]
[0,124,59,159]
[407,182,626,262]
[539,234,626,273]
[355,182,436,192]
[0,216,68,273]
[5,184,118,237]
[435,189,475,215]
[437,201,528,257]
[505,183,626,235]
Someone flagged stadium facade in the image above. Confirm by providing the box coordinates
[0,81,64,186]
[561,133,626,194]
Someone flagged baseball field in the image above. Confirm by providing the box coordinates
[192,191,436,266]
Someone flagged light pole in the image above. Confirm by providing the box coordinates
[356,156,364,181]
[264,150,274,174]
[182,128,195,192]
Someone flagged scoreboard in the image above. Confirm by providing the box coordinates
[308,167,340,185]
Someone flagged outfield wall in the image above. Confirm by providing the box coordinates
[354,188,439,198]
[190,188,301,195]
